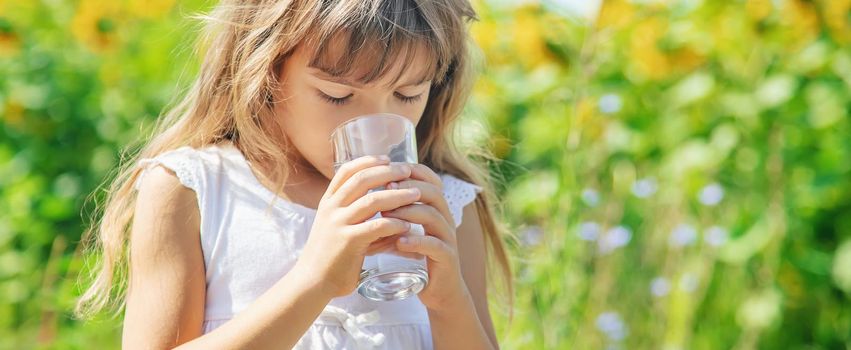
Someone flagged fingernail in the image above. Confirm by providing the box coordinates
[400,237,410,244]
[408,188,420,196]
[388,182,399,190]
[378,155,390,161]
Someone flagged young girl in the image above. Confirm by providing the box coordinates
[75,0,512,349]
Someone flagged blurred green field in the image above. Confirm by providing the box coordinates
[1,0,850,349]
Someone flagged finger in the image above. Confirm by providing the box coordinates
[334,163,412,207]
[396,235,455,264]
[347,216,413,243]
[344,218,411,248]
[324,155,390,200]
[380,203,455,246]
[384,179,453,228]
[366,237,423,259]
[376,236,425,260]
[345,188,421,223]
[365,236,398,256]
[408,163,443,190]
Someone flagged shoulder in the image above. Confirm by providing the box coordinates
[134,164,201,236]
[135,163,199,213]
[130,163,203,292]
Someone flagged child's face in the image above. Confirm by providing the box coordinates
[273,42,433,181]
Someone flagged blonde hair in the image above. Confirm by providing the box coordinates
[75,0,513,321]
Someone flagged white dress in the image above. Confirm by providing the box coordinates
[132,141,483,349]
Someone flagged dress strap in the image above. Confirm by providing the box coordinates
[439,174,484,228]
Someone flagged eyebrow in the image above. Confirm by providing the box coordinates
[308,67,430,88]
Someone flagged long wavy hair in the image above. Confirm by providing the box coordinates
[75,0,513,322]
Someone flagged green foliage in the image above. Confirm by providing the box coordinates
[472,1,851,348]
[0,0,849,348]
[1,0,205,347]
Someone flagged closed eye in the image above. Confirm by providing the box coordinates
[394,92,423,104]
[316,90,425,106]
[316,90,352,105]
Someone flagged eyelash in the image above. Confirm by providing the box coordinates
[316,91,350,105]
[395,92,423,104]
[316,90,423,106]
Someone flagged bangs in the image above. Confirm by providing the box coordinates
[302,0,455,87]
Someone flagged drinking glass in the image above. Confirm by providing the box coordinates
[330,113,428,301]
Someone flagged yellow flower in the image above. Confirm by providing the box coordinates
[669,47,706,74]
[780,0,820,50]
[596,0,635,30]
[629,18,671,81]
[746,0,773,22]
[511,4,556,69]
[823,0,851,44]
[0,18,19,56]
[127,0,176,19]
[0,33,18,56]
[471,19,499,61]
[71,0,122,51]
[2,100,24,128]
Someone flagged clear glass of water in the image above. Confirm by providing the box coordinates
[330,113,428,301]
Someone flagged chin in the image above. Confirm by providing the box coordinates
[320,169,334,181]
[315,165,334,180]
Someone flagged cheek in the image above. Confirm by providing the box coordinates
[274,91,340,169]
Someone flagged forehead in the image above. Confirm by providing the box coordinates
[297,30,438,88]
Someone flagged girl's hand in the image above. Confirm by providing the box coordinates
[292,155,421,298]
[378,164,471,312]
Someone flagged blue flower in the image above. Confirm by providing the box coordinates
[698,183,725,206]
[650,277,671,297]
[599,225,632,254]
[578,221,601,241]
[631,177,658,198]
[596,311,628,341]
[669,223,697,247]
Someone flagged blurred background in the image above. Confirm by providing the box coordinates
[1,0,850,348]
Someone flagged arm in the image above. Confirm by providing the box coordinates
[427,202,498,349]
[122,165,205,348]
[123,165,334,350]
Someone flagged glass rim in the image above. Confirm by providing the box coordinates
[329,113,414,142]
